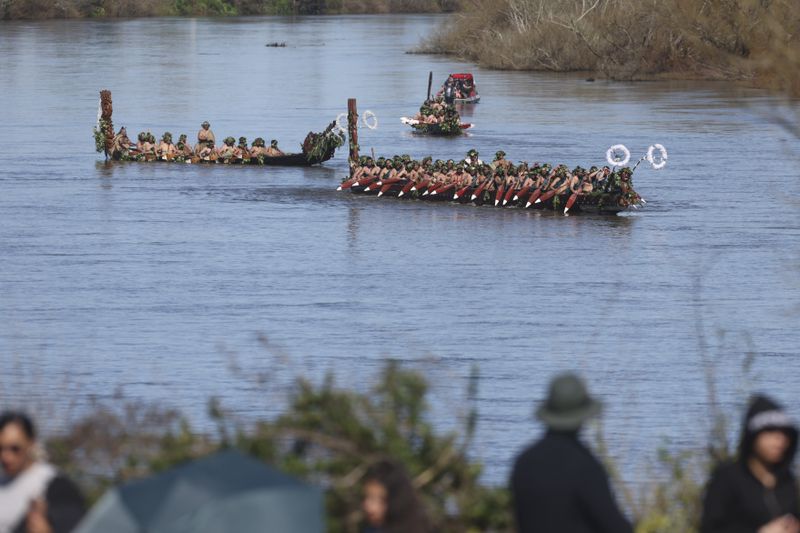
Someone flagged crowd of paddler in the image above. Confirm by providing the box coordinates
[407,97,464,134]
[413,98,461,126]
[339,149,642,212]
[107,121,287,163]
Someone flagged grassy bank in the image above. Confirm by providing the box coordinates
[0,0,455,18]
[36,360,743,533]
[418,0,800,94]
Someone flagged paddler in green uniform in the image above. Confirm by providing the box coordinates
[492,150,511,170]
[218,136,236,160]
[581,167,602,194]
[141,132,156,156]
[135,132,146,153]
[464,149,482,167]
[236,137,250,160]
[601,168,621,193]
[551,165,571,195]
[111,127,131,159]
[196,121,215,155]
[250,138,267,158]
[567,167,583,194]
[176,134,194,157]
[351,156,368,182]
[266,140,284,157]
[374,157,387,178]
[618,167,633,194]
[157,132,177,159]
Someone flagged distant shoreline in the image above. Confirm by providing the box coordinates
[0,0,454,20]
[5,1,797,96]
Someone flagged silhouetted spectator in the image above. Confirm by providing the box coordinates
[0,412,85,533]
[510,372,633,533]
[361,459,432,533]
[701,395,799,533]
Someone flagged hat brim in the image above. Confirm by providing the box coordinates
[536,400,602,431]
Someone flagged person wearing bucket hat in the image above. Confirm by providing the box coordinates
[195,121,215,155]
[510,373,632,533]
[700,395,799,533]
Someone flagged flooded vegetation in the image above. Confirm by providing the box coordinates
[420,0,800,92]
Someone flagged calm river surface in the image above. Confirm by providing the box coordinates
[1,15,798,484]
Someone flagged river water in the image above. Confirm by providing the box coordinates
[1,15,798,485]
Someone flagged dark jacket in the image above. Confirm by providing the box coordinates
[701,395,799,533]
[12,475,86,533]
[510,431,633,533]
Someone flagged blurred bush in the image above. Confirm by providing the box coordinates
[46,361,512,532]
[42,358,760,532]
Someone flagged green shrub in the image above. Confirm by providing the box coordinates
[46,362,512,532]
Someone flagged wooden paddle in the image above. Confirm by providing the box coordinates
[338,176,359,190]
[431,183,456,197]
[514,185,531,203]
[526,173,555,208]
[398,179,416,197]
[413,178,430,193]
[564,175,587,214]
[503,180,517,206]
[377,177,404,197]
[357,175,379,187]
[422,181,439,196]
[471,176,491,201]
[454,183,471,200]
[536,188,559,204]
[494,183,505,207]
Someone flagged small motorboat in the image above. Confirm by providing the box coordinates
[440,73,480,104]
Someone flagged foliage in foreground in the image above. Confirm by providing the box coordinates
[420,0,800,93]
[48,356,772,532]
[46,362,511,532]
[43,359,730,532]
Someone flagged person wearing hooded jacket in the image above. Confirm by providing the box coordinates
[510,372,633,533]
[701,395,799,533]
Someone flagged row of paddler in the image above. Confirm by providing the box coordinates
[337,154,641,213]
[108,128,286,162]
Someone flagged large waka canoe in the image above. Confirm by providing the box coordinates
[94,90,344,167]
[342,178,637,215]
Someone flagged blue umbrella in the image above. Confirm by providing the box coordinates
[75,449,323,533]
